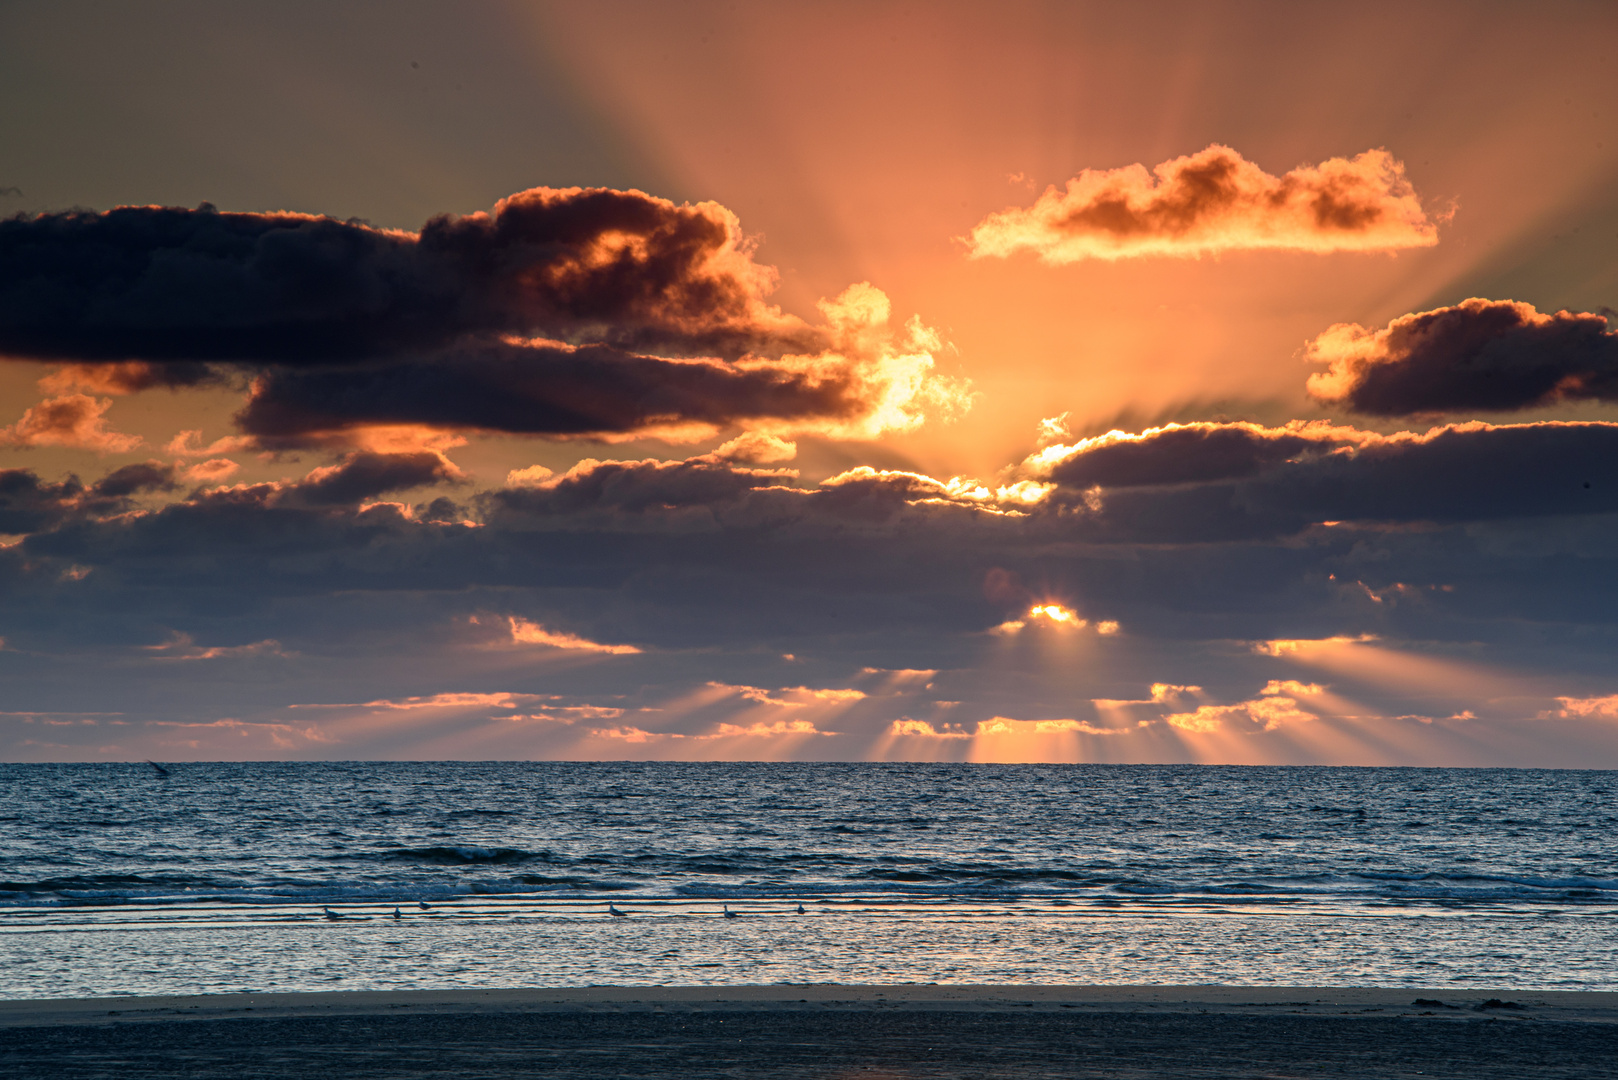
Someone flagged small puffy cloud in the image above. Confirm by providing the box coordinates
[1,394,142,453]
[889,718,971,739]
[1306,298,1618,416]
[1254,636,1374,657]
[504,615,641,654]
[967,145,1437,263]
[1165,694,1316,732]
[91,460,179,497]
[1260,679,1326,697]
[183,458,240,483]
[486,453,798,520]
[167,430,254,457]
[706,431,797,464]
[292,450,463,506]
[505,464,555,487]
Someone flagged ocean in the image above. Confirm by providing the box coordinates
[3,762,1615,998]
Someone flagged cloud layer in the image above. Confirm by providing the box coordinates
[967,145,1437,262]
[1307,299,1618,416]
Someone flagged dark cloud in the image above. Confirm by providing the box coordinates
[289,451,463,506]
[1307,299,1618,415]
[0,469,83,533]
[488,456,796,518]
[1,190,962,444]
[1030,420,1618,543]
[91,461,179,498]
[234,340,859,443]
[1034,422,1344,488]
[0,187,818,366]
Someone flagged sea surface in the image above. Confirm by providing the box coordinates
[2,762,1616,998]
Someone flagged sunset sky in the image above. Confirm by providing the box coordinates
[3,0,1618,765]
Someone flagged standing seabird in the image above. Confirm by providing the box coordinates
[723,904,738,918]
[393,907,402,920]
[418,900,431,910]
[323,907,344,920]
[796,903,806,914]
[608,903,628,917]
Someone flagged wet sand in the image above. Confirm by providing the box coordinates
[4,984,1617,1078]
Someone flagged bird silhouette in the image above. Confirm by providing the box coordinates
[418,900,431,910]
[323,907,344,920]
[608,903,628,917]
[393,907,402,920]
[796,903,806,914]
[723,904,738,918]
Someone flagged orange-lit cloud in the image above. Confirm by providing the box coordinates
[303,691,530,711]
[708,718,834,737]
[706,431,798,464]
[994,602,1116,635]
[1,393,142,452]
[967,145,1437,263]
[1164,692,1317,733]
[182,458,240,483]
[977,716,1130,736]
[502,615,642,654]
[888,718,971,739]
[143,632,291,661]
[1306,298,1618,416]
[1550,694,1618,720]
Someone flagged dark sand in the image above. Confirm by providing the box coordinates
[4,985,1617,1079]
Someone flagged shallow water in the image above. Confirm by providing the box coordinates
[3,762,1616,996]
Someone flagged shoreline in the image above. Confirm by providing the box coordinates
[7,983,1618,1026]
[8,985,1618,1078]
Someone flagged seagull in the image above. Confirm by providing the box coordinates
[723,904,738,918]
[392,907,402,920]
[418,900,431,910]
[608,903,628,917]
[323,907,344,920]
[796,903,806,915]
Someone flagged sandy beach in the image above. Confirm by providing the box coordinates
[4,984,1617,1078]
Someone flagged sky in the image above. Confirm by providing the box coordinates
[3,0,1618,765]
